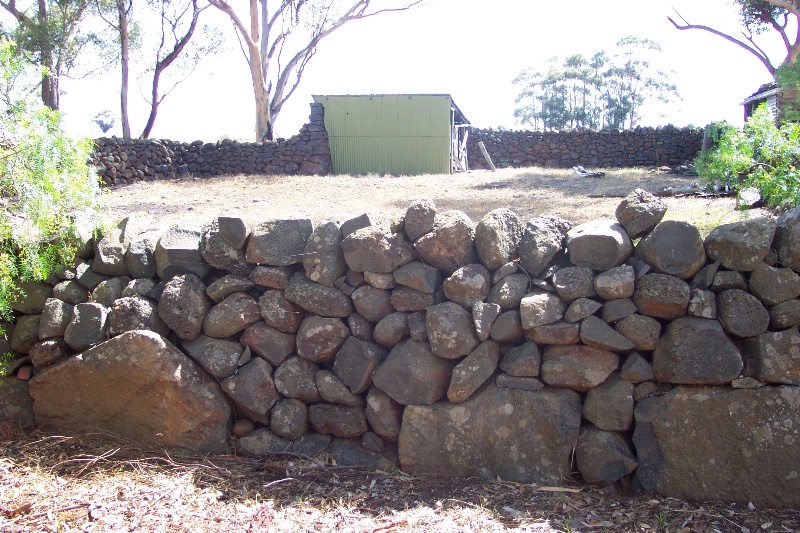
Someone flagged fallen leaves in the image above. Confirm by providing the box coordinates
[1,431,799,532]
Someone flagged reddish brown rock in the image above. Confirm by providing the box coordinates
[30,331,232,453]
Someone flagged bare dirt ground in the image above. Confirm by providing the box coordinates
[1,431,798,533]
[104,167,769,235]
[2,167,792,532]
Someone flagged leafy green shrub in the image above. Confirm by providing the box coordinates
[696,104,800,208]
[0,39,106,324]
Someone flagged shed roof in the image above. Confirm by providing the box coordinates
[742,82,782,105]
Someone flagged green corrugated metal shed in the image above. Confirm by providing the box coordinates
[312,94,470,175]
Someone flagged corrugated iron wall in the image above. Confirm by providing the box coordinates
[313,95,452,175]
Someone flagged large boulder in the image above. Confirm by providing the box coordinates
[518,215,572,277]
[29,331,232,453]
[399,384,581,485]
[413,210,477,274]
[652,317,742,384]
[566,220,632,271]
[704,218,777,272]
[474,208,523,270]
[372,340,455,405]
[245,218,314,266]
[636,220,706,280]
[634,386,800,508]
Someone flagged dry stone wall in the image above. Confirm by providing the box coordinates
[2,191,800,508]
[92,104,332,185]
[468,126,703,169]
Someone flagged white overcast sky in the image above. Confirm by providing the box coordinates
[52,0,789,141]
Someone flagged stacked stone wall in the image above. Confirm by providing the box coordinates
[468,126,704,169]
[2,192,800,509]
[92,103,332,185]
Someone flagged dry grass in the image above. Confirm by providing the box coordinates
[2,431,799,532]
[104,166,770,236]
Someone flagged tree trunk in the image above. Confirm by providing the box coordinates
[40,68,59,110]
[37,0,59,110]
[119,0,131,139]
[139,69,161,139]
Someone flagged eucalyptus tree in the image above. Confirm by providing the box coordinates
[513,37,679,130]
[0,0,97,110]
[208,0,423,141]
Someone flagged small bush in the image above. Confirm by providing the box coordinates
[696,104,800,208]
[0,39,106,323]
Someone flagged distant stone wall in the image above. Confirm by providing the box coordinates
[468,126,704,169]
[92,103,332,185]
[2,192,800,509]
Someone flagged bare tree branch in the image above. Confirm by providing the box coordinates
[668,9,777,75]
[210,0,423,140]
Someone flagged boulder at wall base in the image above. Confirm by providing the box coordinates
[28,330,232,454]
[634,385,800,509]
[399,384,581,485]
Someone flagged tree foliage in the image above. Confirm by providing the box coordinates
[0,0,98,109]
[697,104,800,208]
[0,38,105,322]
[513,37,680,130]
[209,0,422,141]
